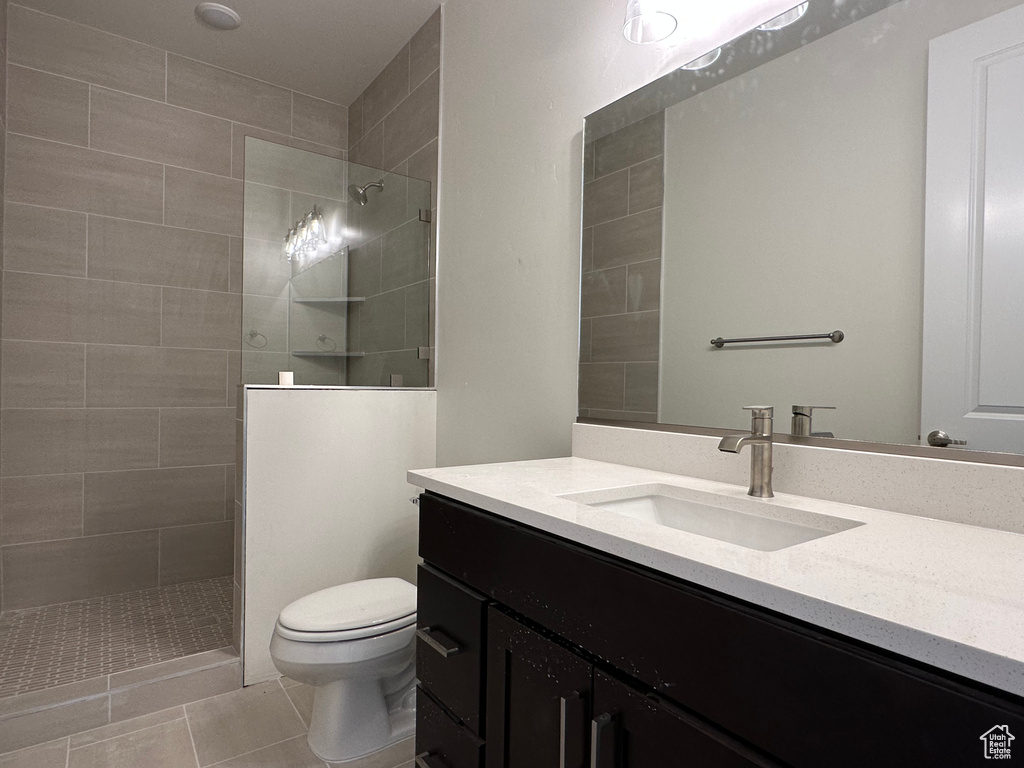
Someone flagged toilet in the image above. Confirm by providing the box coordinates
[269,578,418,763]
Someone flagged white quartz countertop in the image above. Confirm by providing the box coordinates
[409,457,1024,698]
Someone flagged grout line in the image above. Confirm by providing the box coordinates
[87,85,91,148]
[184,712,203,768]
[65,736,71,768]
[9,6,345,108]
[69,713,188,752]
[278,677,307,727]
[4,201,238,240]
[8,131,238,184]
[204,733,307,768]
[3,268,240,299]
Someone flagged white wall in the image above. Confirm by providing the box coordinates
[658,0,1024,444]
[242,388,436,684]
[434,0,802,466]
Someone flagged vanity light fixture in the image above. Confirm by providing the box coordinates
[623,0,678,44]
[195,3,242,30]
[283,207,328,261]
[756,1,810,31]
[681,47,723,70]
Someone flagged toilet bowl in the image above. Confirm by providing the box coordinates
[269,578,417,763]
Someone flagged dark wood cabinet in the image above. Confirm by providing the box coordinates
[484,607,591,768]
[590,670,777,768]
[416,492,1024,768]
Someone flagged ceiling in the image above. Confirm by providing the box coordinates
[15,0,441,105]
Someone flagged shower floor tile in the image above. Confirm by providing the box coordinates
[0,576,233,700]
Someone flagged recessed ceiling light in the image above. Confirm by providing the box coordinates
[757,2,809,32]
[195,3,242,31]
[681,48,723,71]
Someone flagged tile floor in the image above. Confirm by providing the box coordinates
[0,577,234,699]
[0,678,414,768]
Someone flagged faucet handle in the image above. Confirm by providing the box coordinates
[792,405,835,415]
[791,405,835,437]
[742,406,773,436]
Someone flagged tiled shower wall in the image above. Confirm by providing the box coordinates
[0,3,7,598]
[347,9,439,388]
[0,4,347,611]
[578,111,664,423]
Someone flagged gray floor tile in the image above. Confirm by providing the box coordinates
[206,735,322,767]
[0,738,69,768]
[185,682,305,767]
[67,718,199,768]
[326,737,415,768]
[69,706,185,749]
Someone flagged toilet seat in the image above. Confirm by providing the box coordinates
[275,577,418,643]
[275,612,416,643]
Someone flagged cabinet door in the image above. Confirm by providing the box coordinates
[591,671,780,768]
[485,608,592,768]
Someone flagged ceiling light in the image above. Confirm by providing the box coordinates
[195,3,242,31]
[756,2,809,31]
[681,48,723,70]
[622,0,678,44]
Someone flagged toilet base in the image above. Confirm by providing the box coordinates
[307,678,416,763]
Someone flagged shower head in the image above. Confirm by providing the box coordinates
[347,179,385,206]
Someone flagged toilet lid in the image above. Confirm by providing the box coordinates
[278,578,417,633]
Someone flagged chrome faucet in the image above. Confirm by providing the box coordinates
[718,406,774,498]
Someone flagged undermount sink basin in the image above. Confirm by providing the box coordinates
[560,483,864,552]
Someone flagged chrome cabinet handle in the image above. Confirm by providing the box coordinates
[414,752,446,768]
[590,713,618,768]
[927,430,967,447]
[416,627,462,658]
[559,692,586,768]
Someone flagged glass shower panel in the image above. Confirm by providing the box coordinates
[241,139,431,387]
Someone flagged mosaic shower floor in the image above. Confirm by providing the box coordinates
[0,576,233,699]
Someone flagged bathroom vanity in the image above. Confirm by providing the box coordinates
[410,459,1024,768]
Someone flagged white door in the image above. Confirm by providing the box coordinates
[921,5,1024,454]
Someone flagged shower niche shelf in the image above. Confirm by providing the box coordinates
[291,297,365,304]
[291,351,366,358]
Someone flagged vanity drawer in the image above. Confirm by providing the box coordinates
[416,564,489,734]
[416,686,485,768]
[420,492,1024,768]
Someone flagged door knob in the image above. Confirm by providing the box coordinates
[927,430,967,447]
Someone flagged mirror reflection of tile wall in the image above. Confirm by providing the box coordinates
[579,113,664,422]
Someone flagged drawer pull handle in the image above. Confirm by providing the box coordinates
[560,692,586,768]
[591,713,618,768]
[416,627,462,658]
[414,752,446,768]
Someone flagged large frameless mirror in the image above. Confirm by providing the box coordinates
[579,0,1024,463]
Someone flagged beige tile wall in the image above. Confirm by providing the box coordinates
[0,2,9,601]
[579,112,664,423]
[347,9,439,388]
[0,4,348,611]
